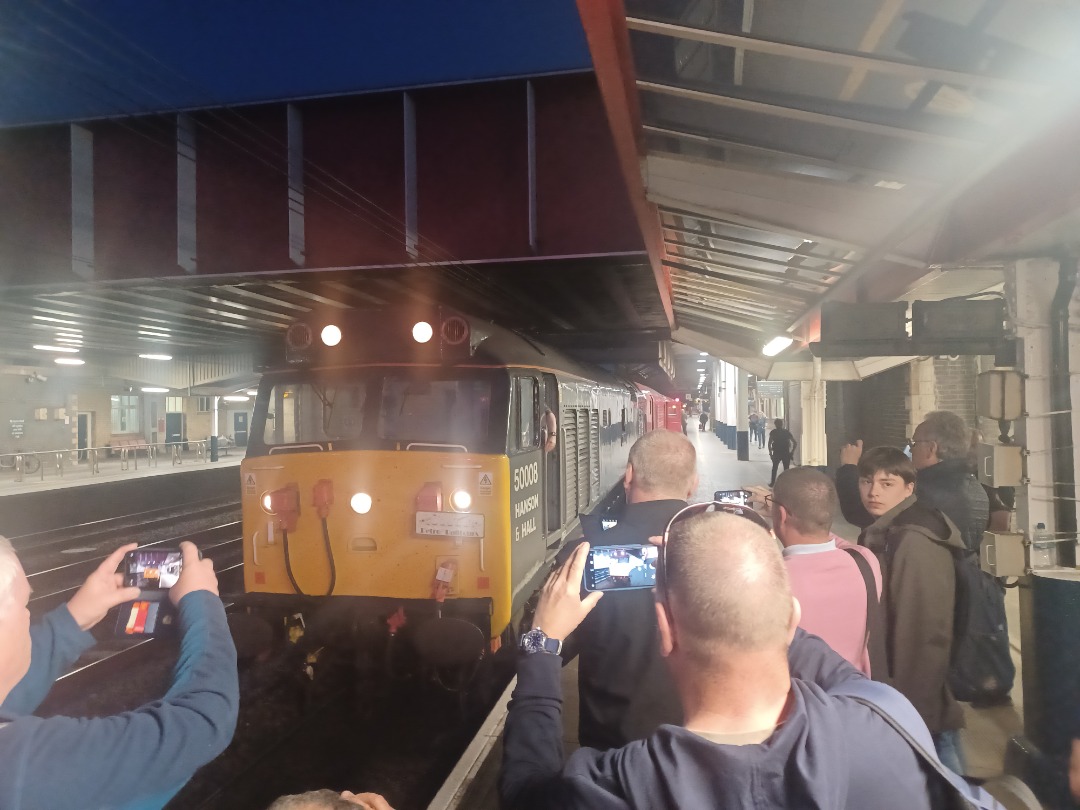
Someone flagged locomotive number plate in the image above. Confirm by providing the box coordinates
[415,511,485,538]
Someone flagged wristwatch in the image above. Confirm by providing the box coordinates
[520,627,563,656]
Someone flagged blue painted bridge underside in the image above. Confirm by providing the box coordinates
[0,0,591,128]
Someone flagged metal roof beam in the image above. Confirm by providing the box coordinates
[643,125,936,188]
[627,17,1041,96]
[638,80,978,147]
[660,221,853,267]
[664,238,839,280]
[665,259,812,304]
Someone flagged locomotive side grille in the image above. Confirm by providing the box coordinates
[589,408,600,502]
[563,408,578,522]
[575,409,588,514]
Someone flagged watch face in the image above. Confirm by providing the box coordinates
[521,629,547,654]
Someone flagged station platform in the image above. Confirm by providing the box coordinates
[430,427,1029,809]
[0,451,243,537]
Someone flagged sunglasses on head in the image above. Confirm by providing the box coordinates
[656,501,771,606]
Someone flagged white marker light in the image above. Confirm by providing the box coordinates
[262,493,274,513]
[351,492,373,514]
[762,336,795,357]
[449,489,472,512]
[412,321,434,344]
[321,324,342,347]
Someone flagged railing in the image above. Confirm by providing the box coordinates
[0,439,221,483]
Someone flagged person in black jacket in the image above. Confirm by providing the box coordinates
[558,429,696,749]
[499,514,939,810]
[768,419,797,486]
[837,411,990,553]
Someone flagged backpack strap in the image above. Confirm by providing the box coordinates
[841,547,889,682]
[830,678,1004,809]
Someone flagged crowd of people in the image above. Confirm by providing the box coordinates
[499,413,1036,809]
[0,409,1055,809]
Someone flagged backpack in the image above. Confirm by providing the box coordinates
[830,678,1006,809]
[885,506,1015,704]
[947,549,1015,703]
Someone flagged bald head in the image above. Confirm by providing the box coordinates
[664,513,793,666]
[626,430,697,501]
[267,790,361,810]
[0,536,19,616]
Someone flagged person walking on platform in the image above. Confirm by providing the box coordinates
[500,512,982,810]
[556,429,696,750]
[768,418,797,486]
[771,468,883,677]
[856,446,966,775]
[0,539,239,809]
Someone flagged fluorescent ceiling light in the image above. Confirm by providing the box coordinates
[246,390,258,396]
[139,354,172,361]
[34,345,79,353]
[54,358,85,366]
[874,180,906,190]
[762,336,794,357]
[55,337,83,344]
[141,387,169,393]
[33,315,79,325]
[223,395,250,402]
[699,352,707,356]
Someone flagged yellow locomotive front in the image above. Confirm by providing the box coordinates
[240,311,538,649]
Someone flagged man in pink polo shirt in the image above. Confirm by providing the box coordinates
[770,468,883,676]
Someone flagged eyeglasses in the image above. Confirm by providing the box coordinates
[656,501,771,608]
[907,437,932,447]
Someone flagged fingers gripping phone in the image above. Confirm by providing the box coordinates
[114,549,184,637]
[583,544,659,592]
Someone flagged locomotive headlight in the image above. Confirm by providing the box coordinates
[261,493,275,514]
[412,321,433,344]
[350,492,373,514]
[321,324,342,347]
[449,489,472,512]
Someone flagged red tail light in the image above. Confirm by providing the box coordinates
[415,482,443,513]
[269,484,301,531]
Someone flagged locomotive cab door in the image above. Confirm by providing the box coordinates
[541,374,561,539]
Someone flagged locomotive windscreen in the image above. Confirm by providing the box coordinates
[378,375,491,447]
[255,370,497,451]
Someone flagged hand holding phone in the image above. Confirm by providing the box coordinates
[67,542,141,632]
[714,489,751,506]
[583,544,659,592]
[115,546,185,638]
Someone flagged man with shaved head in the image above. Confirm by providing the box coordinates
[501,513,948,809]
[557,429,697,749]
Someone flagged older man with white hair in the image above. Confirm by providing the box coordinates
[0,537,238,809]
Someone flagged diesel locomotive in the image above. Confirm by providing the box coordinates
[240,308,679,657]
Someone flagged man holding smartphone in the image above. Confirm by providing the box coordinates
[556,429,697,750]
[500,516,978,809]
[0,538,239,809]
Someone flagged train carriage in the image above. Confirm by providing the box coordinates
[240,309,678,658]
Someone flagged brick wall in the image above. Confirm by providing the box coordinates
[933,356,978,427]
[858,364,911,451]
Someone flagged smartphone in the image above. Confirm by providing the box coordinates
[583,544,659,592]
[114,549,184,638]
[714,489,751,506]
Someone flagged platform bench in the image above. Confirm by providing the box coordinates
[109,436,148,457]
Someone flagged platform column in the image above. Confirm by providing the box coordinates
[1010,258,1079,756]
[725,362,738,448]
[736,368,749,460]
[798,356,826,466]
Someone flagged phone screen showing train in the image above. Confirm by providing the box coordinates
[584,544,659,591]
[122,549,183,590]
[715,489,751,506]
[115,549,182,638]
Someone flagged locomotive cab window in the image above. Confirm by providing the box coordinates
[378,374,491,450]
[515,377,537,451]
[261,380,367,446]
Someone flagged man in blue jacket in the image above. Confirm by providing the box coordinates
[0,538,239,810]
[500,512,940,809]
